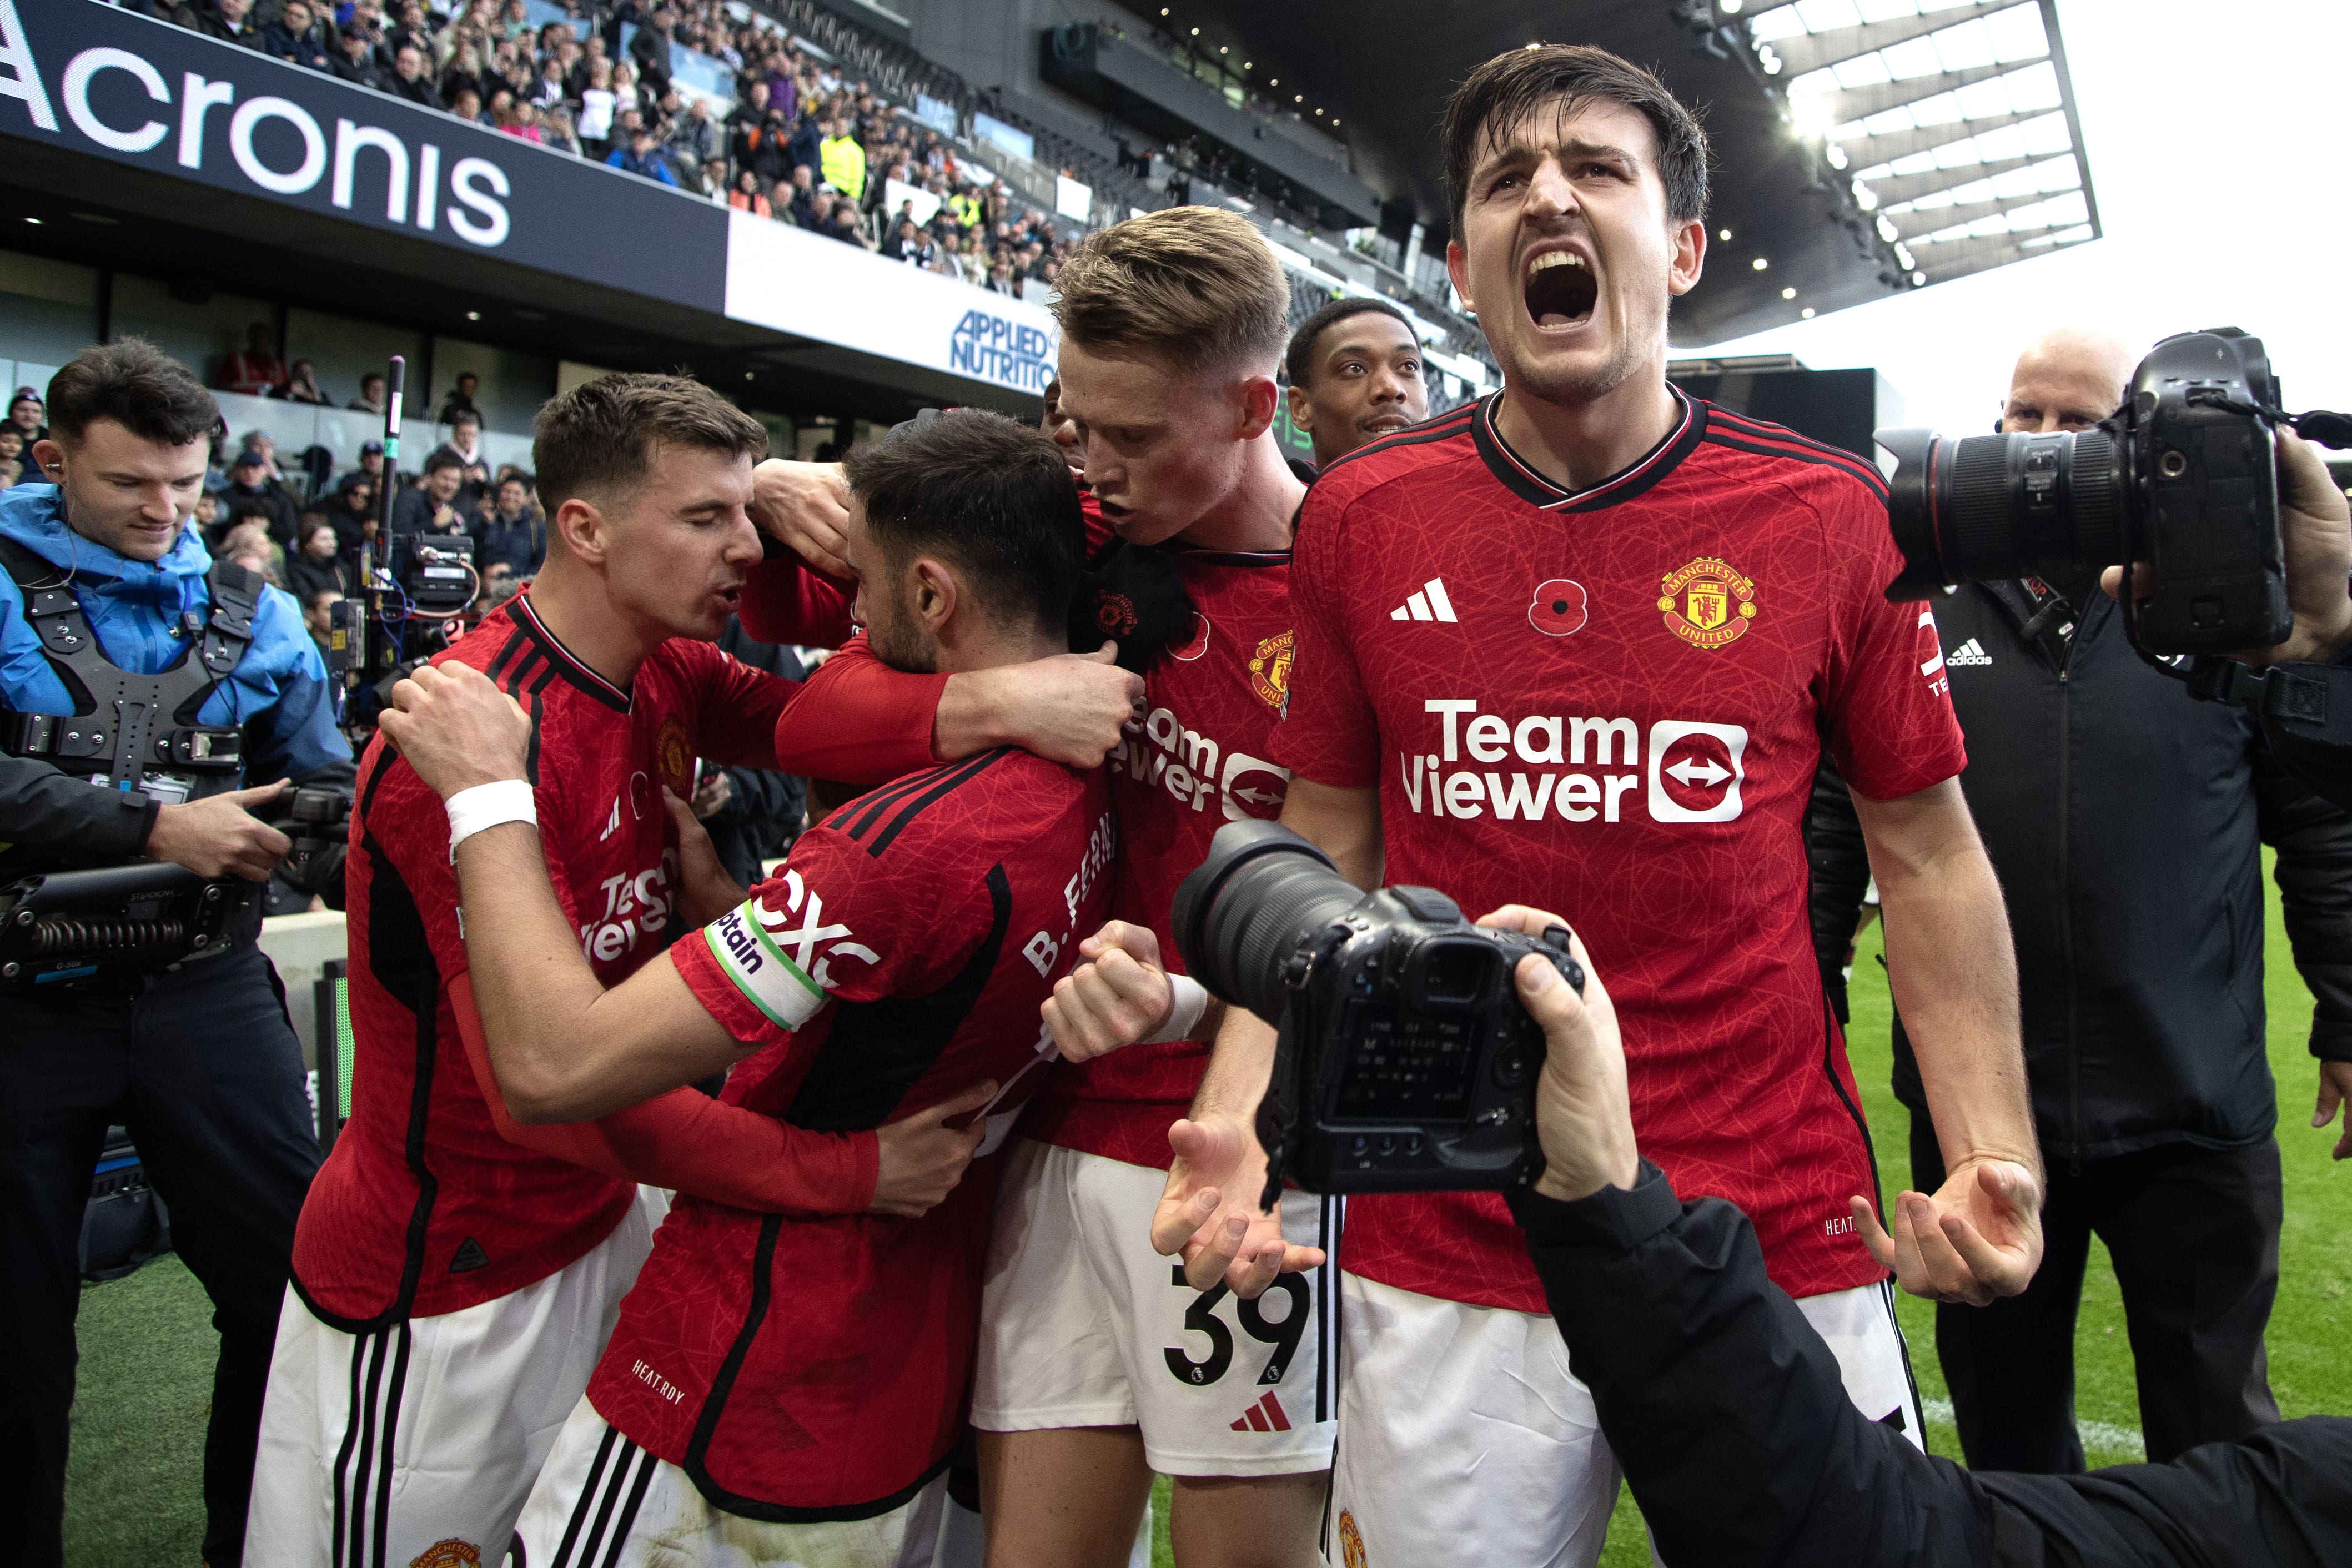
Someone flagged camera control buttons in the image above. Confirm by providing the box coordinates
[1491,1043,1534,1089]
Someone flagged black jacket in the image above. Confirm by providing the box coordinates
[1511,1167,2352,1566]
[1811,580,2352,1164]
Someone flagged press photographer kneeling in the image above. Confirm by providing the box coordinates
[0,341,352,1568]
[1157,816,2351,1563]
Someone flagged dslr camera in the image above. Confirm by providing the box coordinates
[1878,327,2291,655]
[1173,820,1584,1202]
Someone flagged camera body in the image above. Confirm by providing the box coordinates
[1173,821,1583,1196]
[1879,328,2288,654]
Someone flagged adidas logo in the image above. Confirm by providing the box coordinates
[1390,577,1459,623]
[1946,638,1993,667]
[1229,1391,1294,1433]
[599,796,622,841]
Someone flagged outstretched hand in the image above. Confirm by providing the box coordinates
[1851,1157,2042,1306]
[1150,1113,1324,1298]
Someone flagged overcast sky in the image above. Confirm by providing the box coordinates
[1685,0,2352,435]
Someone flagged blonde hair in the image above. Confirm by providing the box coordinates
[1051,206,1291,375]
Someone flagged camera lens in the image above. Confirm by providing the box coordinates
[1878,425,2127,600]
[1174,821,1371,1025]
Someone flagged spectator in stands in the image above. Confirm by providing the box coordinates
[273,359,333,406]
[473,560,520,615]
[882,216,930,267]
[671,96,717,180]
[435,374,481,428]
[301,588,342,659]
[177,0,257,46]
[607,122,679,185]
[190,489,222,538]
[469,473,543,576]
[430,411,491,511]
[986,254,1017,295]
[0,428,21,487]
[390,452,469,537]
[321,469,376,564]
[6,389,44,448]
[217,519,285,585]
[262,0,335,71]
[575,58,616,154]
[826,199,867,249]
[333,25,388,89]
[219,324,287,397]
[223,449,299,548]
[628,5,675,94]
[728,169,771,216]
[388,42,444,109]
[786,103,822,180]
[542,106,582,158]
[287,515,351,605]
[337,437,390,497]
[449,85,486,127]
[349,373,388,418]
[610,59,643,122]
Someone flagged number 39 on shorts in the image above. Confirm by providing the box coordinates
[1162,1265,1308,1388]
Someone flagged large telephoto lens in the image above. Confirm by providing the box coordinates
[1877,425,2128,601]
[1173,821,1370,1026]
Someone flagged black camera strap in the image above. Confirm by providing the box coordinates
[2187,657,2352,746]
[0,536,260,798]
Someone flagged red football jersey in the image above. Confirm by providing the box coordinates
[1024,547,1294,1168]
[293,595,861,1325]
[1272,392,1964,1311]
[587,749,1116,1516]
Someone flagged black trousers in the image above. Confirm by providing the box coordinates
[0,944,321,1568]
[1911,1114,2281,1472]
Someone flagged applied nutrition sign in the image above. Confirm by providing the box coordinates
[0,0,725,311]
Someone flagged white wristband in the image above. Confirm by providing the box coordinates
[445,778,537,860]
[1142,973,1210,1044]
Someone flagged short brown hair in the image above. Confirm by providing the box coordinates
[47,338,220,449]
[1051,207,1290,375]
[531,372,766,512]
[1441,46,1709,230]
[843,410,1079,635]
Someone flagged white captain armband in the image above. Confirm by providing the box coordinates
[445,778,537,860]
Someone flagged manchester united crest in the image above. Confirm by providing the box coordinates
[1336,1509,1368,1568]
[1657,556,1758,651]
[655,715,693,793]
[409,1541,481,1568]
[1247,630,1294,712]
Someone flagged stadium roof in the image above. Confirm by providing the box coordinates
[1158,0,2098,343]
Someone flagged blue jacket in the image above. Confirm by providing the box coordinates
[604,145,679,186]
[0,486,353,786]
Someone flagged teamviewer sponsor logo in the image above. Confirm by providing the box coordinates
[1945,637,1993,667]
[1645,721,1748,824]
[1390,578,1458,623]
[1110,703,1289,823]
[1401,700,1748,825]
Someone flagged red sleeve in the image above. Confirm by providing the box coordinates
[1819,477,1969,801]
[1265,484,1381,788]
[446,973,878,1213]
[1079,488,1117,557]
[671,639,796,772]
[771,634,947,783]
[672,821,978,1044]
[740,550,856,648]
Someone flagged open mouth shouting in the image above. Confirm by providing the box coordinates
[1524,247,1598,331]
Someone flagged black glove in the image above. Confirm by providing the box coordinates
[1071,540,1194,675]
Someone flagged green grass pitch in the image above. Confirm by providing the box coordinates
[62,853,2349,1565]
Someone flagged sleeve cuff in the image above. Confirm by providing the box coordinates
[1505,1160,1682,1253]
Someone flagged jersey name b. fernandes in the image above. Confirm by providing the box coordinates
[1025,546,1293,1169]
[589,749,1115,1517]
[1272,391,1965,1312]
[293,594,795,1326]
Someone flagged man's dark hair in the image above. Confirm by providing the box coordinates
[424,450,465,475]
[1440,44,1709,228]
[1284,297,1418,391]
[453,409,481,428]
[532,372,766,512]
[45,338,219,448]
[844,410,1078,636]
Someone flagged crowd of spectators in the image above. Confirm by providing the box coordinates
[153,0,1089,290]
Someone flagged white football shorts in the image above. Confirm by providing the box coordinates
[1326,1272,1922,1568]
[516,1394,948,1568]
[971,1139,1338,1477]
[244,1185,667,1568]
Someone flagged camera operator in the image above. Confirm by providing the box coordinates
[0,340,353,1568]
[1494,905,2352,1566]
[1815,329,2352,1474]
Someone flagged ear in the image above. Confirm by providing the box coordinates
[1445,239,1473,314]
[551,496,606,565]
[1666,219,1706,299]
[1237,373,1280,442]
[29,439,64,479]
[908,554,961,636]
[1285,383,1314,435]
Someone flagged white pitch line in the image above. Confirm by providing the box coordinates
[1918,1396,2146,1461]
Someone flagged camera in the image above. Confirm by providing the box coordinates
[1877,328,2287,655]
[1172,820,1584,1200]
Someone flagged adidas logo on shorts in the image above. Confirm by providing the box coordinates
[1229,1391,1294,1433]
[1945,638,1993,667]
[1390,578,1459,623]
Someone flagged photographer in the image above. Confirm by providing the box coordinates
[1813,331,2352,1474]
[0,341,353,1568]
[1487,906,2352,1566]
